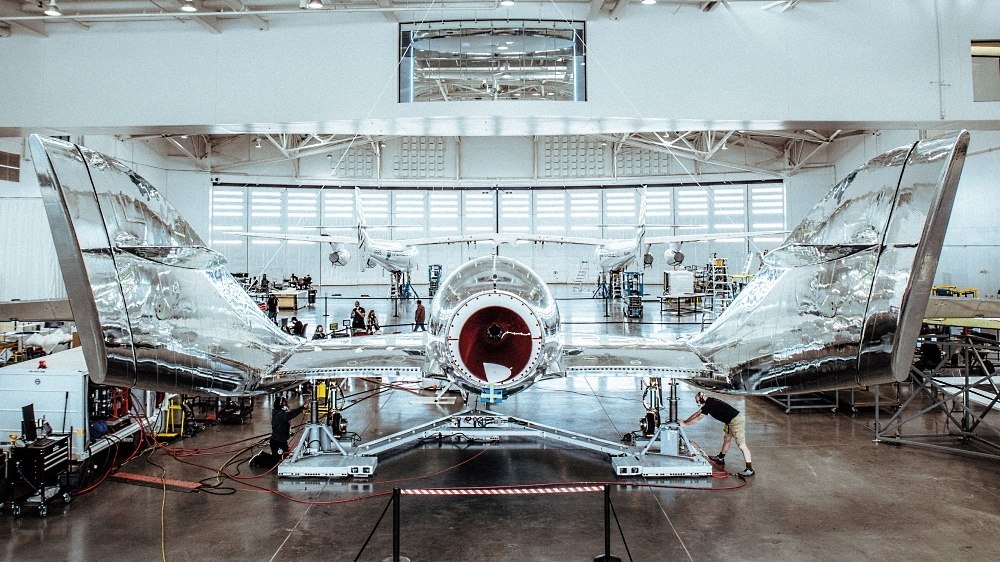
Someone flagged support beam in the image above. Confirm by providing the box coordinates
[221,0,271,31]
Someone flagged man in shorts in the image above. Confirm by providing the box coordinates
[680,392,754,477]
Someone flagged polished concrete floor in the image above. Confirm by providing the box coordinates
[3,289,999,561]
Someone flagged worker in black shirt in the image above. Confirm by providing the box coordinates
[269,396,304,459]
[680,392,754,477]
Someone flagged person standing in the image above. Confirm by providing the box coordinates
[269,396,304,459]
[266,293,279,324]
[351,301,367,331]
[413,300,426,331]
[680,392,755,477]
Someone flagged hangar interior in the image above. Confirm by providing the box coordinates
[1,1,999,560]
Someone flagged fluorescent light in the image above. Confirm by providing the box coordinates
[307,0,323,8]
[500,0,515,5]
[43,0,61,16]
[641,0,656,4]
[180,1,197,12]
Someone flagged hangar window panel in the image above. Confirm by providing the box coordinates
[0,150,19,183]
[322,189,355,226]
[499,190,531,233]
[710,187,746,242]
[399,20,586,103]
[568,189,600,236]
[359,190,391,239]
[429,191,460,234]
[604,190,637,220]
[463,191,495,233]
[393,191,427,236]
[749,184,786,241]
[675,188,709,234]
[286,191,318,218]
[285,190,319,245]
[248,189,284,245]
[534,191,566,233]
[644,188,674,236]
[209,188,246,247]
[604,188,637,236]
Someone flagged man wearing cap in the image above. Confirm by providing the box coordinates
[680,392,755,477]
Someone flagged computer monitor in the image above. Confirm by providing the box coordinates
[21,404,38,442]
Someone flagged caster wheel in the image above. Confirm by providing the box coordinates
[63,493,73,504]
[10,504,21,518]
[38,504,48,518]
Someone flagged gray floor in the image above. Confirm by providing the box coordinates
[3,290,999,561]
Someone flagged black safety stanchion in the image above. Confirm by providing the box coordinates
[594,484,622,562]
[392,487,402,561]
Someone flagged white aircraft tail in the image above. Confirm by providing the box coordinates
[354,186,369,249]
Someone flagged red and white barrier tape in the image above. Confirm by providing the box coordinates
[402,485,604,496]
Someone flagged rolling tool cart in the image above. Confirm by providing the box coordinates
[9,435,72,517]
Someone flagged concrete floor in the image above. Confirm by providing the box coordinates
[3,290,999,561]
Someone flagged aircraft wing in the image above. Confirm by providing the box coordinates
[403,233,517,246]
[924,296,1000,319]
[230,232,355,244]
[644,230,787,245]
[556,333,712,379]
[507,234,605,247]
[267,332,428,383]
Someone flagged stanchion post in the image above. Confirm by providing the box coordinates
[393,487,401,562]
[594,484,621,562]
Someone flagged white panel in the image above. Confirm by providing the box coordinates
[0,198,65,300]
[428,191,459,235]
[499,190,531,234]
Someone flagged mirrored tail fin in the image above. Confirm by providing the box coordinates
[689,132,968,394]
[29,135,298,394]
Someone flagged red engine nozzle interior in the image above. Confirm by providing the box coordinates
[457,305,533,382]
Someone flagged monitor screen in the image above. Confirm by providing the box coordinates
[21,404,37,442]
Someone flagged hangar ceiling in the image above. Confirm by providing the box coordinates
[128,128,866,177]
[0,0,825,36]
[3,0,861,178]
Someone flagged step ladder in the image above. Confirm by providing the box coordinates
[573,260,590,292]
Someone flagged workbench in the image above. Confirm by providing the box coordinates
[274,289,308,310]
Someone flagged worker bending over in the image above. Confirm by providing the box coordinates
[680,392,755,477]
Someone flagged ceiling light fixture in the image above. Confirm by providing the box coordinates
[180,1,197,12]
[307,0,323,8]
[500,0,515,6]
[641,0,656,5]
[254,137,261,149]
[43,0,61,16]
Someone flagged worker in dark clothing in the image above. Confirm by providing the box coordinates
[413,300,426,331]
[680,392,754,477]
[266,293,279,324]
[351,301,367,331]
[269,396,304,458]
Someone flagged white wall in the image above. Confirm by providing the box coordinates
[0,1,998,135]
